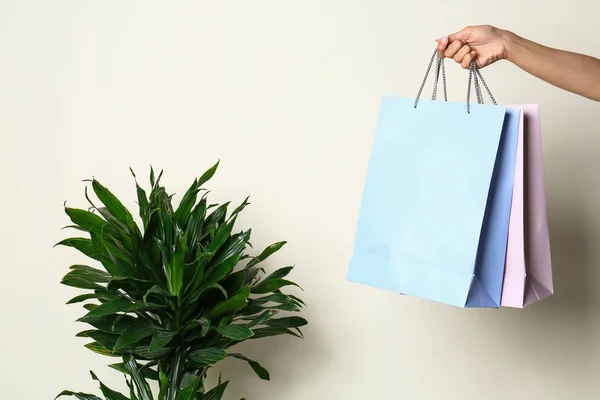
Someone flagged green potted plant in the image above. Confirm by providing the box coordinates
[56,162,307,400]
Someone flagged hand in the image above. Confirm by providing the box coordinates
[436,25,512,69]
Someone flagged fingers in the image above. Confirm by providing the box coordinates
[444,40,464,59]
[436,27,483,69]
[435,37,478,69]
[436,36,448,59]
[453,44,472,63]
[461,51,477,69]
[436,36,465,59]
[436,25,472,58]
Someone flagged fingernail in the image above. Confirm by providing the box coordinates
[471,51,476,54]
[441,36,448,44]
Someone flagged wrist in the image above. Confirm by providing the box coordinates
[502,30,522,63]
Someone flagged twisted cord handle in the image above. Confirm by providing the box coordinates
[414,50,448,108]
[415,50,497,114]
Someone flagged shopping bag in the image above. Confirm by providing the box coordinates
[347,53,521,308]
[501,104,553,307]
[501,105,526,306]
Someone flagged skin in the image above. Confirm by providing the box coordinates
[436,25,600,101]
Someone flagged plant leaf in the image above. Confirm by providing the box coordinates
[215,324,254,340]
[109,362,159,381]
[221,269,246,297]
[201,203,229,240]
[55,391,103,400]
[237,301,300,316]
[174,179,200,227]
[131,169,150,222]
[242,267,263,286]
[148,330,177,352]
[64,207,112,235]
[263,316,307,337]
[123,354,153,400]
[250,326,302,340]
[188,348,228,366]
[209,230,250,268]
[242,310,278,328]
[67,264,111,282]
[204,230,251,286]
[67,292,109,305]
[96,233,136,267]
[249,293,302,306]
[143,285,173,304]
[205,218,236,255]
[252,278,301,295]
[189,282,228,305]
[78,298,133,321]
[229,353,270,380]
[246,241,286,269]
[150,167,156,187]
[61,224,88,232]
[114,322,155,350]
[126,377,140,400]
[228,196,250,222]
[166,348,185,400]
[206,288,250,319]
[197,161,219,188]
[164,207,174,249]
[134,345,172,360]
[79,329,121,350]
[199,381,229,400]
[55,238,101,260]
[185,198,207,253]
[61,277,105,291]
[83,314,139,335]
[92,179,133,228]
[168,232,186,296]
[183,247,211,292]
[287,294,306,306]
[79,298,164,322]
[183,318,211,338]
[203,256,242,293]
[158,367,169,400]
[84,342,121,357]
[176,376,201,400]
[90,371,130,400]
[61,265,112,290]
[262,266,294,281]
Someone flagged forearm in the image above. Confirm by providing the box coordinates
[505,31,600,101]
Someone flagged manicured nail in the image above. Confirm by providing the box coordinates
[441,36,448,44]
[471,51,476,54]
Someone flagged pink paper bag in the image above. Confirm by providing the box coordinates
[501,104,553,308]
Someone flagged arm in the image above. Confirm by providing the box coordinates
[507,31,600,101]
[437,26,600,101]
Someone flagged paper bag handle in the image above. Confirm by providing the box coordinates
[413,50,448,109]
[414,49,497,114]
[467,62,497,113]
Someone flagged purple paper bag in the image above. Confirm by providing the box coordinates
[501,104,553,307]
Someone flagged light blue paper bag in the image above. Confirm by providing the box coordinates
[347,56,520,308]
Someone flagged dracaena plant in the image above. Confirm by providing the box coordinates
[56,162,307,400]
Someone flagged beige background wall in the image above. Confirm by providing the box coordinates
[1,1,598,399]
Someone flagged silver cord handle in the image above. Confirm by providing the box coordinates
[415,49,497,114]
